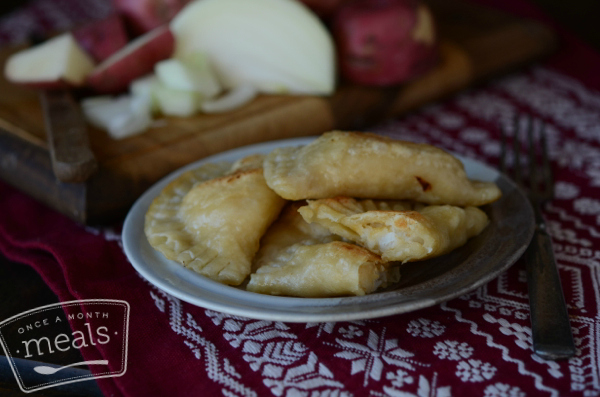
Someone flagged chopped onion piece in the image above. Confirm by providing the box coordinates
[154,81,203,117]
[81,95,152,139]
[155,53,221,97]
[130,74,160,113]
[201,85,257,113]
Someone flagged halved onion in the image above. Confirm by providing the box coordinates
[170,0,336,95]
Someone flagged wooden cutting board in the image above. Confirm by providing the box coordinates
[0,0,556,224]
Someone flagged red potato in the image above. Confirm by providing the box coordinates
[113,0,192,35]
[332,0,438,86]
[4,32,95,89]
[86,26,175,94]
[297,0,348,18]
[72,14,129,62]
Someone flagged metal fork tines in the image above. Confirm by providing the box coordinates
[500,116,576,361]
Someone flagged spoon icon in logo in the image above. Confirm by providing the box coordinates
[33,360,109,375]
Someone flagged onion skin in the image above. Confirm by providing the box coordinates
[332,0,439,86]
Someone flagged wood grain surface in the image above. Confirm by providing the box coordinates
[0,0,557,224]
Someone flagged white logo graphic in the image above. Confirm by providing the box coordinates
[0,299,129,393]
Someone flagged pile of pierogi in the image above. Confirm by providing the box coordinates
[144,131,501,297]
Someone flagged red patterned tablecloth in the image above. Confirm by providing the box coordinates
[1,0,599,396]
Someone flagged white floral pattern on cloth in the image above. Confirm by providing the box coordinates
[105,64,600,397]
[329,328,427,386]
[148,288,258,397]
[407,319,446,338]
[484,383,527,397]
[433,341,474,361]
[205,310,348,396]
[455,360,497,382]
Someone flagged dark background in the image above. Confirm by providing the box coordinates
[0,0,600,50]
[515,0,600,51]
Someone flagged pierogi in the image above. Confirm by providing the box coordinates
[251,202,340,271]
[144,162,232,264]
[298,197,489,263]
[145,161,285,286]
[144,130,500,298]
[247,241,400,297]
[263,131,501,206]
[247,202,400,296]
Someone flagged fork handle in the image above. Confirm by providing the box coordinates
[525,224,576,360]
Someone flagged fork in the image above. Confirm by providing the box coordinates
[500,116,576,361]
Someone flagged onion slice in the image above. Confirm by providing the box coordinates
[201,85,258,113]
[170,0,336,95]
